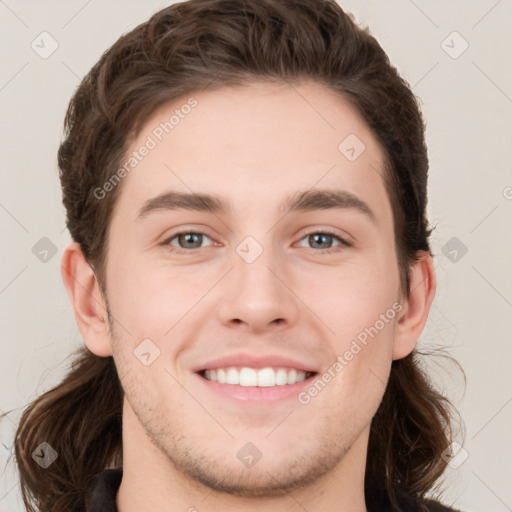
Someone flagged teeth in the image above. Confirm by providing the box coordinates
[203,367,310,386]
[239,367,257,386]
[226,367,239,384]
[287,368,297,385]
[257,368,275,387]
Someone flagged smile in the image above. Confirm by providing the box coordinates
[200,367,316,387]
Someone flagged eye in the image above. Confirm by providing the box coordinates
[295,230,351,253]
[164,231,214,253]
[163,231,351,253]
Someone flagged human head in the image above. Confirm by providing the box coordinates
[11,1,458,511]
[60,0,431,299]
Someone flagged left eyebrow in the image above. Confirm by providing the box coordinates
[135,188,377,225]
[283,189,377,225]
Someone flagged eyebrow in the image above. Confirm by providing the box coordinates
[135,188,377,225]
[283,189,376,224]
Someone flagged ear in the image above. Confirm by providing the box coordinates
[392,251,436,360]
[61,241,113,357]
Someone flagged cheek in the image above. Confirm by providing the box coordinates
[325,263,399,398]
[106,254,212,341]
[295,255,400,335]
[307,305,396,419]
[301,256,400,393]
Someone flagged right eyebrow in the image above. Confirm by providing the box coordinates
[136,191,232,220]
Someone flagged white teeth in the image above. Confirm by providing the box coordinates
[296,371,306,383]
[239,367,257,386]
[257,367,275,387]
[275,368,288,386]
[203,366,312,387]
[226,367,239,385]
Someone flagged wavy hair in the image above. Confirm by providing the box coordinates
[2,1,464,510]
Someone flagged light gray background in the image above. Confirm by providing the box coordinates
[1,1,511,511]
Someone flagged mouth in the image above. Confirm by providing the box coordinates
[195,366,318,402]
[198,366,317,387]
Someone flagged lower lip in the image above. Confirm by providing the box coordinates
[195,372,317,403]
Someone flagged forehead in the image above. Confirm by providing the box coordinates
[112,80,392,226]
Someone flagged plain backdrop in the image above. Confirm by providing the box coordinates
[1,1,511,511]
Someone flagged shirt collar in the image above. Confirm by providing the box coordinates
[85,468,122,512]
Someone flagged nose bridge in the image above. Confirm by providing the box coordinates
[234,233,285,305]
[237,240,279,294]
[216,232,299,331]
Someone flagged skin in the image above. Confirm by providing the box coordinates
[62,80,435,512]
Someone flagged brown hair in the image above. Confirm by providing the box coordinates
[2,1,464,510]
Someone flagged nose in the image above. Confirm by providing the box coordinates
[216,243,300,334]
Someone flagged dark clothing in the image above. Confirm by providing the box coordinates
[83,469,122,512]
[82,468,461,512]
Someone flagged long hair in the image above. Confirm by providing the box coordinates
[2,1,464,510]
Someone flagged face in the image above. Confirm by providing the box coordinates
[102,81,404,495]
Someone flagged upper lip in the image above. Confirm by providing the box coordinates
[193,353,319,373]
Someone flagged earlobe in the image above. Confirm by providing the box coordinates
[392,251,436,360]
[61,242,113,357]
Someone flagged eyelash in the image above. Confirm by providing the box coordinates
[162,229,352,255]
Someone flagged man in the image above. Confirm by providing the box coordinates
[10,1,462,510]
